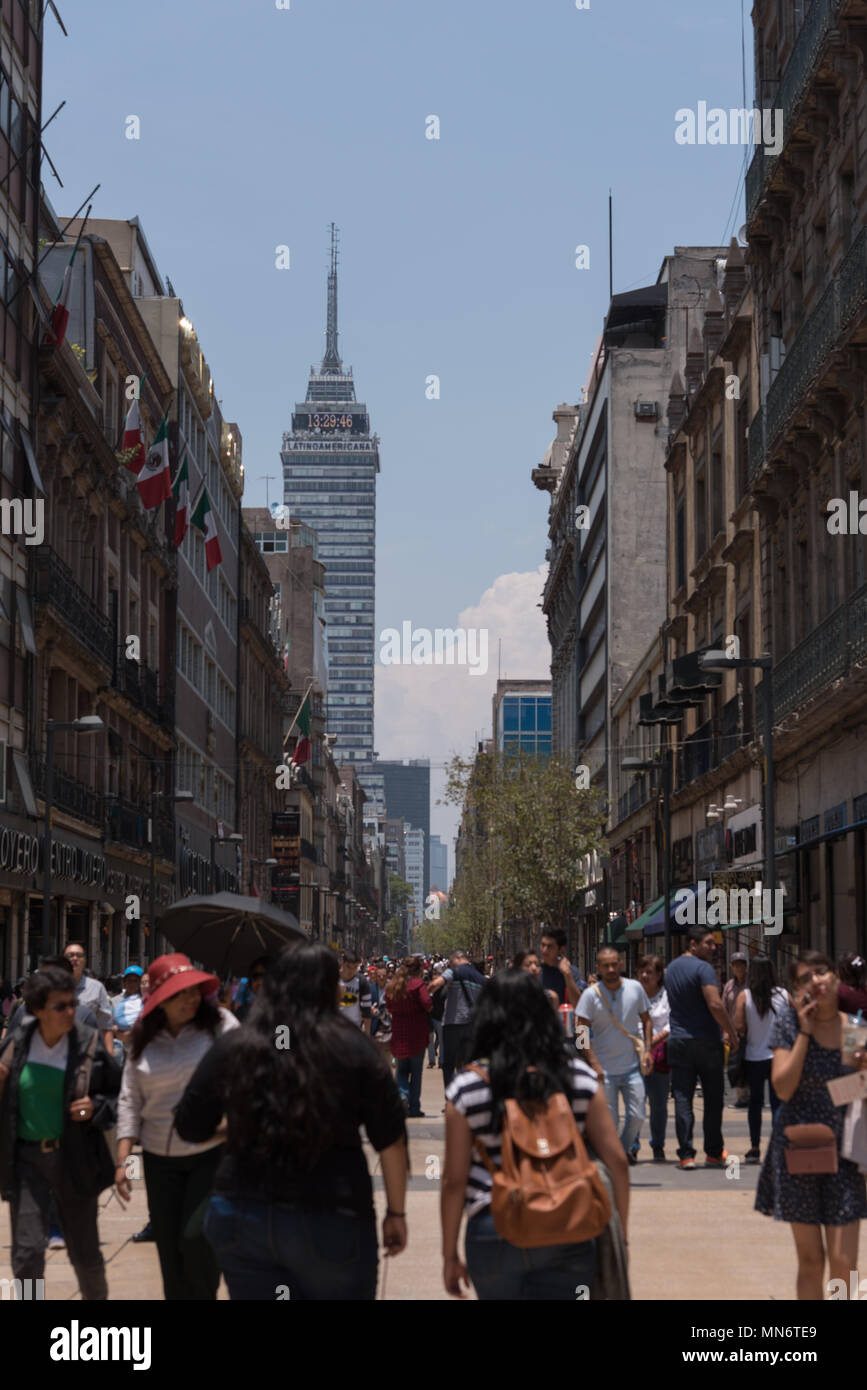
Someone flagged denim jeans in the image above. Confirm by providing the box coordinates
[602,1068,645,1153]
[396,1049,426,1116]
[11,1144,107,1299]
[204,1195,377,1300]
[639,1070,670,1151]
[667,1037,725,1160]
[428,1018,442,1065]
[465,1206,596,1300]
[744,1058,781,1149]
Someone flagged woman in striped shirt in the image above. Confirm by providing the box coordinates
[441,968,629,1300]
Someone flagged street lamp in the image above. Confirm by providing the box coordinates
[699,650,777,960]
[622,753,673,960]
[41,716,104,956]
[210,832,243,892]
[149,788,194,962]
[249,856,277,895]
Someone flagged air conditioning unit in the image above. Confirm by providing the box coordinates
[635,402,658,420]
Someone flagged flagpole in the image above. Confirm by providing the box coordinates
[282,680,315,749]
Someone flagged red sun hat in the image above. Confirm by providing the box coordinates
[140,953,220,1019]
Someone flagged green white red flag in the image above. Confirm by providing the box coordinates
[117,397,146,474]
[290,691,311,766]
[45,264,72,349]
[172,452,190,546]
[191,486,222,571]
[137,415,171,509]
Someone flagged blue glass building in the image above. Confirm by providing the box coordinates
[280,229,379,767]
[492,680,552,757]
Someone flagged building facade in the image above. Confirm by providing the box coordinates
[377,759,431,899]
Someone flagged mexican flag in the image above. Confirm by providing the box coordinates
[290,692,311,766]
[191,486,222,571]
[46,264,72,349]
[172,451,190,546]
[137,415,171,509]
[118,397,146,474]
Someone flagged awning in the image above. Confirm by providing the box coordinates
[625,896,664,938]
[606,913,627,946]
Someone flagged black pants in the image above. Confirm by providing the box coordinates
[10,1143,107,1299]
[442,1023,474,1090]
[668,1037,725,1160]
[744,1057,781,1149]
[143,1146,224,1300]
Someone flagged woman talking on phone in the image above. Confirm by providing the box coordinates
[754,950,867,1300]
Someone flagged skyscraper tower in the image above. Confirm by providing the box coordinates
[281,227,379,767]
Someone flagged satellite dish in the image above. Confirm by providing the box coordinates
[737,225,748,246]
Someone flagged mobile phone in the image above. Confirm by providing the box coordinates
[802,990,812,1005]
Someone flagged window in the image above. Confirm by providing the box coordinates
[675,500,686,590]
[710,442,723,539]
[694,465,707,559]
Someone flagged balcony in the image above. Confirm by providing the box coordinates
[105,800,174,859]
[682,720,713,785]
[32,758,103,825]
[746,0,841,222]
[114,657,169,725]
[762,228,867,456]
[34,549,114,669]
[720,694,742,761]
[774,580,867,721]
[748,407,765,483]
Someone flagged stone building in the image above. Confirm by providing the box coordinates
[746,0,867,955]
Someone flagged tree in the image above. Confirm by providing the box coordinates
[443,748,606,951]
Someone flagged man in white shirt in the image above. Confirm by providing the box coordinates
[577,947,652,1164]
[64,943,113,1054]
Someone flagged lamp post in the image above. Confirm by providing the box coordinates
[210,832,243,893]
[149,788,193,962]
[699,650,777,961]
[249,856,277,896]
[41,716,104,958]
[622,752,672,962]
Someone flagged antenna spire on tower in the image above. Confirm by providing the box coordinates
[321,222,342,374]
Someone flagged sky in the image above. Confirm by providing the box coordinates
[44,0,751,872]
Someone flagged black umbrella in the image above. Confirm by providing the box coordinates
[157,893,306,975]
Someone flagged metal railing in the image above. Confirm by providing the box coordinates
[748,407,766,482]
[31,758,103,825]
[105,800,174,859]
[745,0,841,221]
[765,227,867,450]
[774,580,867,720]
[34,549,114,668]
[114,657,168,725]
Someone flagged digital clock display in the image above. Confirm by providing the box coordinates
[292,412,369,434]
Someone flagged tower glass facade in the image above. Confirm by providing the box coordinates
[281,230,379,766]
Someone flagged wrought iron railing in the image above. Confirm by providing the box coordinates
[34,549,114,668]
[774,580,867,720]
[114,656,169,725]
[748,407,766,481]
[31,758,103,824]
[682,720,713,785]
[765,227,867,449]
[720,694,742,761]
[745,0,840,221]
[105,800,174,859]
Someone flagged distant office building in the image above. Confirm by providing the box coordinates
[429,834,449,895]
[280,227,379,768]
[404,826,425,925]
[383,817,406,881]
[377,759,431,897]
[492,680,552,757]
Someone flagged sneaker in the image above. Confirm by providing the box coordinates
[704,1150,728,1167]
[408,1111,426,1119]
[132,1221,155,1243]
[745,1148,761,1164]
[734,1099,749,1109]
[626,1150,638,1166]
[47,1232,65,1250]
[652,1147,666,1162]
[676,1157,696,1170]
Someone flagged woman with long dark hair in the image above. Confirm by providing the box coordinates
[175,942,408,1300]
[114,954,239,1300]
[733,955,789,1163]
[386,958,432,1118]
[755,950,867,1299]
[441,968,629,1300]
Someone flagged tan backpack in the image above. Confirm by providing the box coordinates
[467,1064,611,1249]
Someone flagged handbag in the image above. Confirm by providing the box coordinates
[783,1123,838,1175]
[592,985,651,1076]
[651,1038,669,1074]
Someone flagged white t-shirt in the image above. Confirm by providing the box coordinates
[744,988,789,1060]
[577,979,650,1076]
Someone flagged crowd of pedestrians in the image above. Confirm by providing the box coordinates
[0,932,864,1302]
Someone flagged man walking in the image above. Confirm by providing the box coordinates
[538,929,585,1006]
[430,951,485,1088]
[63,943,113,1054]
[722,952,749,1108]
[338,949,372,1035]
[576,948,652,1164]
[664,926,739,1170]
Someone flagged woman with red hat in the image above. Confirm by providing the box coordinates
[114,954,239,1300]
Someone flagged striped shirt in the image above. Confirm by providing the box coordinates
[445,1057,599,1216]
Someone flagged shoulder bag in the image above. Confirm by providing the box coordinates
[783,1123,838,1175]
[592,985,651,1076]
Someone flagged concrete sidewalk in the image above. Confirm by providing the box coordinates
[0,1064,858,1300]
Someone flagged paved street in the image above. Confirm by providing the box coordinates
[3,1066,857,1302]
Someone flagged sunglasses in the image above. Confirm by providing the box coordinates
[49,1001,76,1013]
[65,953,85,960]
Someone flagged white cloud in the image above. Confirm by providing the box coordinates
[374,565,550,874]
